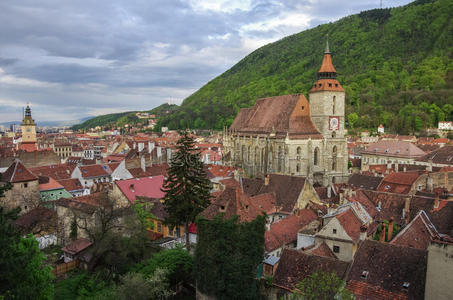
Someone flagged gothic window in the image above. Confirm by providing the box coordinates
[332,146,338,171]
[278,146,282,172]
[333,96,336,115]
[247,146,251,162]
[314,147,320,166]
[255,147,259,165]
[241,145,246,162]
[332,131,336,138]
[296,146,302,160]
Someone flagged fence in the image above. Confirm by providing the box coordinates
[52,259,79,277]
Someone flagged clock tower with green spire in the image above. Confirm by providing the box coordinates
[21,104,37,144]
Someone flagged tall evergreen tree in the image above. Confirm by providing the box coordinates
[161,130,211,250]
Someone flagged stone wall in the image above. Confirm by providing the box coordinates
[1,180,40,214]
[425,240,453,300]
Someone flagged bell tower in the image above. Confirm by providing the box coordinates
[308,38,345,139]
[21,104,37,143]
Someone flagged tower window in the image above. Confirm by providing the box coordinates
[301,106,304,110]
[328,83,332,87]
[335,83,338,87]
[314,147,319,166]
[333,96,336,114]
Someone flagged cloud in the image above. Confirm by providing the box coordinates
[0,0,413,122]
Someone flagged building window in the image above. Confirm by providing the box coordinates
[333,229,337,234]
[314,147,320,166]
[333,245,340,253]
[157,223,162,233]
[23,183,28,188]
[332,146,337,171]
[296,164,300,173]
[301,106,305,110]
[333,96,336,114]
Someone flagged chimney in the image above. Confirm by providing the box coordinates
[427,158,433,172]
[434,197,439,209]
[404,197,411,224]
[379,223,386,242]
[264,174,270,186]
[388,218,394,241]
[360,225,367,241]
[427,176,433,192]
[140,156,146,172]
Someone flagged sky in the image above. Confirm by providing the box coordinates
[0,0,412,123]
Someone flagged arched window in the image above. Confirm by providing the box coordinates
[241,145,246,162]
[333,96,336,115]
[278,146,282,172]
[247,146,251,162]
[255,147,259,165]
[314,147,319,166]
[332,146,338,171]
[296,146,302,160]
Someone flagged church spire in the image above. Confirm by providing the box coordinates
[324,35,330,54]
[317,36,336,79]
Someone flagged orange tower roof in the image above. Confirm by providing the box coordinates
[309,38,343,93]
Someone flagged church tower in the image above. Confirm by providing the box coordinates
[21,104,37,143]
[308,39,345,139]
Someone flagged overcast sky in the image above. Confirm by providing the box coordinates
[0,0,412,123]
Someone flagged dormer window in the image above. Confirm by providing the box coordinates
[361,271,369,279]
[402,282,410,290]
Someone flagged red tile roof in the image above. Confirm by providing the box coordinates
[363,141,425,158]
[265,211,317,252]
[18,142,37,152]
[336,208,363,242]
[377,171,420,194]
[390,210,439,250]
[2,160,38,183]
[39,177,64,191]
[62,238,92,255]
[57,178,84,192]
[30,163,75,180]
[79,164,110,178]
[115,176,166,203]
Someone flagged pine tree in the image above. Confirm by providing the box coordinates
[161,130,211,250]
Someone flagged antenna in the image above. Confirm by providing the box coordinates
[380,0,382,8]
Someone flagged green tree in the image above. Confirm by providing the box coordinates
[288,271,354,300]
[347,112,359,128]
[115,270,170,300]
[161,130,211,250]
[0,207,54,299]
[195,215,266,300]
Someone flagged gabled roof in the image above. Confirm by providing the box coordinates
[348,174,383,190]
[346,240,427,300]
[390,210,439,250]
[416,145,453,165]
[57,178,84,192]
[377,171,421,194]
[242,174,306,213]
[336,208,363,242]
[115,176,165,203]
[61,238,92,255]
[305,242,337,259]
[39,176,64,191]
[30,163,75,180]
[79,164,110,178]
[273,249,349,291]
[363,140,425,158]
[230,94,322,139]
[2,159,38,183]
[265,211,317,252]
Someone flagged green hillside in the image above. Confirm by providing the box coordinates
[72,103,178,131]
[157,0,453,134]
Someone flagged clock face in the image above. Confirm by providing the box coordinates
[329,117,339,131]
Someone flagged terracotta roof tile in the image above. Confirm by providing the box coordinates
[2,160,38,183]
[115,176,165,203]
[79,164,110,178]
[57,178,84,192]
[305,242,337,259]
[363,141,425,158]
[273,249,349,290]
[347,240,427,300]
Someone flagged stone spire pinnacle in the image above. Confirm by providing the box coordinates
[325,34,330,54]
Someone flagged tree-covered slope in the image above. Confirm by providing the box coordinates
[72,103,178,131]
[158,0,453,134]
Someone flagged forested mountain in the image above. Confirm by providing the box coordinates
[157,0,453,134]
[72,103,178,131]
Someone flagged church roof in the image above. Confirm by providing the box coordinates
[318,52,337,73]
[230,94,322,139]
